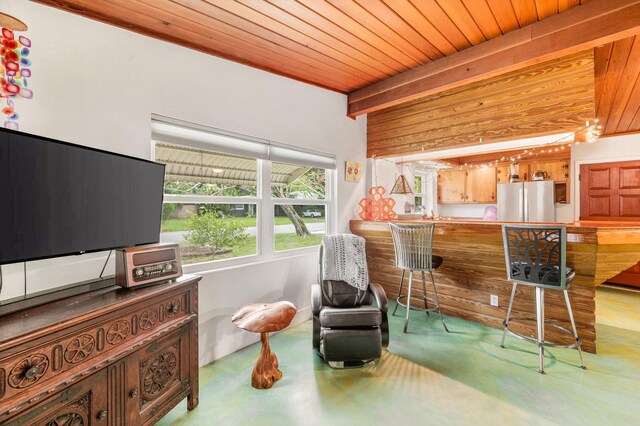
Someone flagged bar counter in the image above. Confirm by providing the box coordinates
[350,219,640,353]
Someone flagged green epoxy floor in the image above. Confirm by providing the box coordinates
[158,288,640,426]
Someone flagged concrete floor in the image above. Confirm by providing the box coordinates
[158,287,640,426]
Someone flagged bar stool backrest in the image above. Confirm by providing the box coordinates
[502,224,568,289]
[389,222,435,272]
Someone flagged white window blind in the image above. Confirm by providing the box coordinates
[269,144,336,170]
[151,117,336,170]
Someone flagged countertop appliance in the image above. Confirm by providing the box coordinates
[497,181,555,222]
[531,169,549,181]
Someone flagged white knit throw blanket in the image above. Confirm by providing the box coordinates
[322,234,369,291]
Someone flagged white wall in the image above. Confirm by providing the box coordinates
[365,158,438,215]
[0,2,366,366]
[438,203,496,218]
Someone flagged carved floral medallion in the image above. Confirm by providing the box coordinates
[8,354,49,389]
[64,334,96,364]
[106,320,130,345]
[141,348,178,400]
[139,308,159,330]
[45,412,86,426]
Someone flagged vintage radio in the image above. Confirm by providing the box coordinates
[115,243,183,288]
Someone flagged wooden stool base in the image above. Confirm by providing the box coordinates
[252,332,282,389]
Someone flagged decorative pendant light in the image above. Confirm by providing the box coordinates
[390,174,413,194]
[390,160,413,195]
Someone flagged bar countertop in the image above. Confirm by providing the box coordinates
[350,218,640,353]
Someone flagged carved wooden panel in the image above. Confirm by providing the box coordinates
[141,344,179,405]
[107,361,125,426]
[0,276,199,425]
[0,289,190,403]
[0,368,4,398]
[8,354,49,389]
[4,369,107,426]
[135,325,191,425]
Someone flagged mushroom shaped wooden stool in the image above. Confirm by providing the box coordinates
[231,301,297,389]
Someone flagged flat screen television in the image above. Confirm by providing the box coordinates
[0,127,165,265]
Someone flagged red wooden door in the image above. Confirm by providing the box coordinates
[580,160,640,220]
[581,160,640,287]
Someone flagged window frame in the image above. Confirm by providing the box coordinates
[270,160,333,255]
[152,123,335,273]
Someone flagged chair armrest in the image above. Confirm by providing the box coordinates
[311,284,323,316]
[368,282,388,313]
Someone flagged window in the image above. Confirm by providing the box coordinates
[414,175,423,210]
[413,172,436,215]
[272,163,328,251]
[152,117,335,268]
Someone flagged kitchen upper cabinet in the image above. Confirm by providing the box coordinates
[438,168,496,204]
[496,166,510,184]
[527,160,569,182]
[467,168,497,203]
[438,170,466,203]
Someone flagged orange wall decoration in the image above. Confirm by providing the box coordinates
[358,186,397,221]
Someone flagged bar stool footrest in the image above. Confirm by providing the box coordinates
[396,295,440,314]
[503,317,582,349]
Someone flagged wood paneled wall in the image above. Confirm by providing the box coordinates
[351,220,640,354]
[367,51,595,158]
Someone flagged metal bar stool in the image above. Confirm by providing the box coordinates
[501,224,586,374]
[389,222,449,333]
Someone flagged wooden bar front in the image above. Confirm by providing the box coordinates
[350,219,640,353]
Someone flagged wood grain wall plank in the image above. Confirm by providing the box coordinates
[351,220,609,352]
[367,52,594,157]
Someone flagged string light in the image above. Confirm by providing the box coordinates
[445,121,601,171]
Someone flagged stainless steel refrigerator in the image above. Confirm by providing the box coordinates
[497,181,556,222]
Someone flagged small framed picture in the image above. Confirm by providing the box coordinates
[345,161,362,182]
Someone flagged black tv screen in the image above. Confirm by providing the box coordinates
[0,127,165,265]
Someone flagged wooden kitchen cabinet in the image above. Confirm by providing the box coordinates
[528,160,569,182]
[438,168,496,204]
[437,170,466,203]
[0,275,200,426]
[466,168,497,203]
[496,166,510,183]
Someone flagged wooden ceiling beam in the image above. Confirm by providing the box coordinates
[348,0,640,118]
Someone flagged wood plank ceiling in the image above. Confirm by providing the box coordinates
[595,35,640,135]
[35,0,640,151]
[35,0,588,94]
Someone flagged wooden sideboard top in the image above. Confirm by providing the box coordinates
[0,274,201,347]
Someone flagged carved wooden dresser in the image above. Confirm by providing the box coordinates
[0,274,200,425]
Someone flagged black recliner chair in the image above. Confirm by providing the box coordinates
[312,244,389,367]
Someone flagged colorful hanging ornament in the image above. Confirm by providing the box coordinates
[358,186,398,221]
[0,15,31,130]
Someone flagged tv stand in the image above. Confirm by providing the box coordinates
[0,274,200,425]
